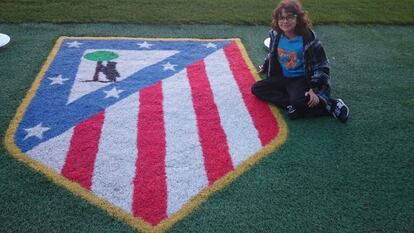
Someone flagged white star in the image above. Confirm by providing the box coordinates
[137,41,153,49]
[67,41,83,48]
[103,87,124,99]
[24,123,50,140]
[162,62,177,71]
[203,42,217,48]
[48,74,69,85]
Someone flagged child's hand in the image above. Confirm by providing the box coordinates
[305,89,319,108]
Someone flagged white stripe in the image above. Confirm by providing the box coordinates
[27,128,74,173]
[162,70,209,216]
[91,93,139,213]
[204,49,262,167]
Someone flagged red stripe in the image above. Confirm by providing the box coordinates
[223,42,279,145]
[187,60,234,185]
[132,83,167,225]
[61,112,105,190]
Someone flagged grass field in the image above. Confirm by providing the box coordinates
[1,0,414,25]
[1,1,413,233]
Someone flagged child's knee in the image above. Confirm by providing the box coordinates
[251,80,265,96]
[291,96,309,110]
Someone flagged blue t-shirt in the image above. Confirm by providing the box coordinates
[277,34,305,78]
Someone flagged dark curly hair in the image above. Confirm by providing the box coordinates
[271,0,312,36]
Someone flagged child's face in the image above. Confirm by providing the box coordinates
[278,9,297,35]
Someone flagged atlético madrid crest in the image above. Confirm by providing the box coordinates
[5,36,287,232]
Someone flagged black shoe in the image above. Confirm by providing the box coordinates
[287,105,300,120]
[332,99,349,123]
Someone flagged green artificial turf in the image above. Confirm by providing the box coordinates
[0,23,413,233]
[1,0,414,25]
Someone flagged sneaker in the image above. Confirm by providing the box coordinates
[332,99,349,123]
[287,105,300,120]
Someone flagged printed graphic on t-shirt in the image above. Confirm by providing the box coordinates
[277,48,298,69]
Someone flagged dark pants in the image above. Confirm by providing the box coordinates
[251,75,330,118]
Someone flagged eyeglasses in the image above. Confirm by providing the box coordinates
[278,14,297,22]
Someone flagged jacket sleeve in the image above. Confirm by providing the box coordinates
[308,40,331,95]
[259,30,276,75]
[258,56,269,74]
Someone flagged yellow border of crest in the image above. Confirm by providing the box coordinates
[4,36,288,233]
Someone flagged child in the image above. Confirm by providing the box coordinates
[252,0,349,122]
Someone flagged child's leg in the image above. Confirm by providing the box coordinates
[286,78,329,118]
[251,76,289,108]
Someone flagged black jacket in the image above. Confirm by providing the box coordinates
[261,29,332,103]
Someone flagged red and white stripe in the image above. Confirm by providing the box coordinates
[204,49,262,167]
[91,93,140,212]
[162,69,209,216]
[26,42,280,225]
[132,82,168,224]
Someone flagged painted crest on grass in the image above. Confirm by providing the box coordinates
[5,37,287,232]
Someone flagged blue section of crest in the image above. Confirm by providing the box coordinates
[16,39,233,152]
